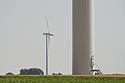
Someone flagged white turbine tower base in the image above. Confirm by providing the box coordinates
[73,0,94,75]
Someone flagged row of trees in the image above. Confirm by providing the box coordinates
[5,68,62,75]
[20,68,44,75]
[5,68,44,75]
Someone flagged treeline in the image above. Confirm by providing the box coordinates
[5,68,63,75]
[20,68,44,75]
[6,68,44,75]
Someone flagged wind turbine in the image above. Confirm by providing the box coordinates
[43,17,54,75]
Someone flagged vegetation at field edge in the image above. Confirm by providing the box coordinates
[0,75,125,83]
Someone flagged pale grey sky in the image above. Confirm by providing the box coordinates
[0,0,125,75]
[95,0,125,74]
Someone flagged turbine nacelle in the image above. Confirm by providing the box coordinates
[43,33,54,36]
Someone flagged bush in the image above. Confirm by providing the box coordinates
[20,68,44,75]
[6,72,14,75]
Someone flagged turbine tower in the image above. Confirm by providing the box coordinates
[43,17,54,75]
[73,0,94,75]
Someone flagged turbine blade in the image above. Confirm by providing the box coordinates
[45,16,49,33]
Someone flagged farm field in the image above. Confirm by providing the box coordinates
[0,75,125,83]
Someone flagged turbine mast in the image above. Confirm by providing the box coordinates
[43,17,54,75]
[73,0,94,75]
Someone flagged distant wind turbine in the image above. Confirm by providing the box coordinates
[43,17,54,75]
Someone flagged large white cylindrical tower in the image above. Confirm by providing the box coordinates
[73,0,94,75]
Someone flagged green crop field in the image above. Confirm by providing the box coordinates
[0,75,125,83]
